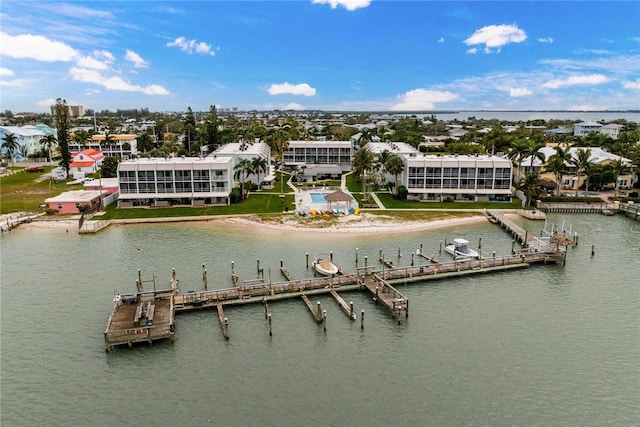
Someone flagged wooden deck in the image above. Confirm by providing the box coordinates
[618,202,640,220]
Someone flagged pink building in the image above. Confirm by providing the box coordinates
[44,190,104,214]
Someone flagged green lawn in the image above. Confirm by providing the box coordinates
[375,193,522,210]
[100,192,295,220]
[0,166,86,214]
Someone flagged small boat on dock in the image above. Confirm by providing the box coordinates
[313,252,339,276]
[445,238,479,259]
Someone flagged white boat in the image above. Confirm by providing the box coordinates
[313,253,339,276]
[445,238,479,259]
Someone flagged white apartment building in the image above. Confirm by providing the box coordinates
[404,154,513,202]
[283,140,353,172]
[117,156,234,207]
[69,134,138,159]
[212,141,273,186]
[0,125,49,160]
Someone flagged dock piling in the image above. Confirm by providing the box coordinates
[355,248,359,264]
[268,313,273,337]
[361,310,365,330]
[306,253,309,269]
[323,310,327,332]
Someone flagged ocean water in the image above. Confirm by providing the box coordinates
[1,213,639,426]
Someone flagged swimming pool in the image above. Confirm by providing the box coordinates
[310,193,329,203]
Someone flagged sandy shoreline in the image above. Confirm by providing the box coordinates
[13,211,508,236]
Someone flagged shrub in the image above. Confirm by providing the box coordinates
[396,185,408,201]
[229,187,242,203]
[45,208,58,215]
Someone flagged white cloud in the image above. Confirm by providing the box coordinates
[268,82,316,96]
[466,48,477,55]
[69,67,170,95]
[464,24,527,53]
[390,89,458,111]
[76,55,109,70]
[0,67,15,76]
[0,79,25,87]
[509,87,532,97]
[438,37,445,43]
[542,74,609,89]
[283,103,305,110]
[166,37,216,56]
[311,0,370,11]
[0,31,78,62]
[94,50,115,64]
[538,37,554,43]
[125,50,149,68]
[622,79,640,90]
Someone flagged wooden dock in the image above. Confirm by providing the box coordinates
[105,243,568,349]
[618,202,640,220]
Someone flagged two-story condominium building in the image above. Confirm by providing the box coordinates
[69,134,138,159]
[117,156,234,208]
[283,140,353,172]
[404,154,513,202]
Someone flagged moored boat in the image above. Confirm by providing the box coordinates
[445,238,479,259]
[313,252,339,276]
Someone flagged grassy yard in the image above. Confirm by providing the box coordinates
[100,192,295,220]
[0,166,86,214]
[375,193,522,210]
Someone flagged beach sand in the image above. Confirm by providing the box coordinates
[17,212,515,236]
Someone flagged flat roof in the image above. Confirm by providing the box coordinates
[45,190,103,203]
[213,142,270,157]
[119,156,233,171]
[287,140,351,148]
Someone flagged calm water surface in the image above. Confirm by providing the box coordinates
[1,214,639,426]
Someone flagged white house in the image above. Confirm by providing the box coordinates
[69,149,105,174]
[573,121,603,136]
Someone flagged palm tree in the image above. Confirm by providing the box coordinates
[571,148,592,197]
[608,159,630,197]
[103,132,115,154]
[385,154,405,195]
[137,132,154,153]
[518,173,543,207]
[357,128,375,147]
[1,132,19,165]
[507,138,530,181]
[524,140,546,174]
[546,146,572,196]
[251,156,268,186]
[39,134,57,163]
[351,147,376,203]
[233,158,252,199]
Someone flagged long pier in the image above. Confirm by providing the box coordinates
[104,244,566,350]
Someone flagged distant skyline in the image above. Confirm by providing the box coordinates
[1,1,639,113]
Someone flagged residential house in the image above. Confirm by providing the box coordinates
[44,190,104,214]
[521,146,634,191]
[573,121,603,136]
[69,149,105,174]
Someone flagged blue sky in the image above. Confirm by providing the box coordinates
[1,0,639,113]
